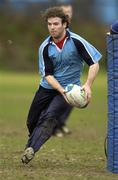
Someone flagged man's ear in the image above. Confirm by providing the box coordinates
[63,22,67,28]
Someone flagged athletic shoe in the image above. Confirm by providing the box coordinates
[53,129,64,138]
[21,147,34,164]
[61,125,71,134]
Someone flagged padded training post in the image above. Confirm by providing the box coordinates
[107,33,118,173]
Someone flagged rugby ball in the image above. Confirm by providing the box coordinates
[65,84,88,108]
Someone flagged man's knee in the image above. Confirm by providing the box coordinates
[41,117,57,136]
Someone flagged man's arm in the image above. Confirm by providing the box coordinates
[82,63,99,102]
[45,75,65,95]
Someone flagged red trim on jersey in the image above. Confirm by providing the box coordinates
[54,36,67,49]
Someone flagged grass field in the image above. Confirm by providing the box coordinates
[0,70,118,180]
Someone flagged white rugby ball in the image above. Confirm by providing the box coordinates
[65,84,88,108]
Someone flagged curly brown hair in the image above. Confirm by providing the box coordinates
[43,7,69,28]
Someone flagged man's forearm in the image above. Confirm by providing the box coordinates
[85,63,99,87]
[45,75,65,94]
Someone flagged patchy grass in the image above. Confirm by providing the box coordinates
[0,71,118,180]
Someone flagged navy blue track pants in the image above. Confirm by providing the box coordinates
[26,86,71,152]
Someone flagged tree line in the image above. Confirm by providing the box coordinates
[0,3,106,72]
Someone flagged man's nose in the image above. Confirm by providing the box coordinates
[50,24,54,29]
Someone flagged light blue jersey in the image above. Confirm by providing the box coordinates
[39,30,102,89]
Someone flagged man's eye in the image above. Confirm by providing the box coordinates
[54,23,58,25]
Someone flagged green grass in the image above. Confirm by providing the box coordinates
[0,71,118,180]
